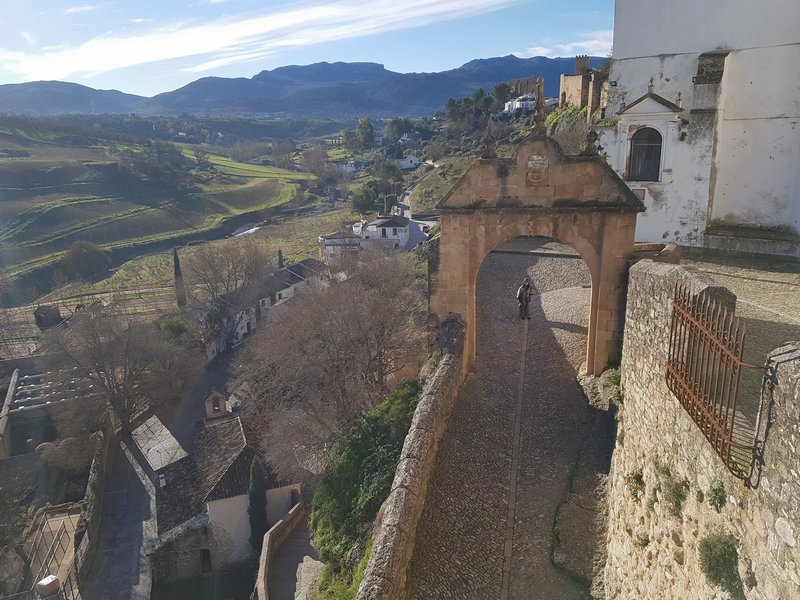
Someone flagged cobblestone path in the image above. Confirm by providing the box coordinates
[407,243,596,599]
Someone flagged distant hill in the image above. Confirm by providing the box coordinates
[0,81,144,115]
[0,56,605,118]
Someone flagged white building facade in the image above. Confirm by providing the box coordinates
[598,0,800,256]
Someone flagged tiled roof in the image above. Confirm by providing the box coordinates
[286,258,326,279]
[369,215,410,229]
[155,416,283,535]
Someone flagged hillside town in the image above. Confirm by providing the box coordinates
[0,1,799,600]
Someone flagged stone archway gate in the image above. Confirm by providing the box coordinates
[430,136,645,376]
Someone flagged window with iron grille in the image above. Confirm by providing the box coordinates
[628,127,662,181]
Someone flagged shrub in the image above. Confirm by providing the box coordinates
[635,533,650,548]
[606,368,621,387]
[663,479,687,517]
[708,480,727,511]
[625,469,645,499]
[699,533,745,600]
[61,240,111,279]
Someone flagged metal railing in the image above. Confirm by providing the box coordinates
[666,284,766,481]
[1,510,82,600]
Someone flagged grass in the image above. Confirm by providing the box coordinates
[0,130,315,281]
[35,208,357,301]
[407,155,474,214]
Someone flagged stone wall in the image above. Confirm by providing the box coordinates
[253,502,305,600]
[76,424,113,583]
[604,259,800,599]
[356,322,465,600]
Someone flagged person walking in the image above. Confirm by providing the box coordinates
[517,277,532,320]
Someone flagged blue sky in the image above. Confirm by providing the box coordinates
[0,0,614,97]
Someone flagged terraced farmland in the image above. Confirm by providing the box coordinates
[0,129,314,282]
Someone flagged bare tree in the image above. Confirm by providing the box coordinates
[183,238,271,303]
[41,304,201,437]
[236,250,427,479]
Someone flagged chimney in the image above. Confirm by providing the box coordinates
[575,55,589,75]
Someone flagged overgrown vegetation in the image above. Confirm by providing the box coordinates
[708,480,727,511]
[625,469,645,500]
[311,380,421,595]
[699,533,745,600]
[655,464,687,517]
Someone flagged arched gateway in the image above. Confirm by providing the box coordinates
[430,136,645,375]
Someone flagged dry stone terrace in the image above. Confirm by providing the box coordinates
[407,238,609,599]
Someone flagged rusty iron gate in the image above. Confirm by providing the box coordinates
[666,284,764,480]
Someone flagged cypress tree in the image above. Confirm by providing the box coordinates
[173,247,187,308]
[248,455,269,552]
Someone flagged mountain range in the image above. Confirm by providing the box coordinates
[0,55,604,119]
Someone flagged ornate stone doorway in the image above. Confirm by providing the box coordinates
[430,136,644,375]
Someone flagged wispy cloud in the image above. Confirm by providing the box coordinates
[515,30,613,58]
[0,0,518,81]
[132,18,153,24]
[64,4,99,14]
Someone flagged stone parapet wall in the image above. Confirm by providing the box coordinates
[604,260,800,599]
[254,502,305,600]
[76,424,113,583]
[356,331,465,600]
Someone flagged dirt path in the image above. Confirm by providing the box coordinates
[407,244,607,599]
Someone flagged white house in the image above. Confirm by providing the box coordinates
[319,228,362,259]
[504,93,537,114]
[396,155,420,170]
[203,258,326,360]
[149,417,300,583]
[597,0,800,256]
[361,215,411,249]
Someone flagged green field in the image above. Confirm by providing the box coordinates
[0,127,314,280]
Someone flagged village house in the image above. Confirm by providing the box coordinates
[361,215,411,249]
[503,93,537,114]
[148,414,299,584]
[595,0,800,256]
[318,228,362,260]
[203,258,326,361]
[395,155,420,170]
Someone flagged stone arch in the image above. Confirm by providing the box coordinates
[430,136,644,375]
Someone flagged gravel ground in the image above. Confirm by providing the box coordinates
[407,240,610,600]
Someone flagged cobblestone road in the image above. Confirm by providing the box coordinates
[407,241,596,599]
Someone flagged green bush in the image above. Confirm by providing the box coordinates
[606,368,621,387]
[635,533,650,548]
[699,533,745,600]
[311,380,421,580]
[708,480,727,511]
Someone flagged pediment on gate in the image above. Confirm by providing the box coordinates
[437,136,644,213]
[619,93,682,116]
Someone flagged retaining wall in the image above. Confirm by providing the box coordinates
[356,320,465,600]
[604,260,800,599]
[254,502,305,600]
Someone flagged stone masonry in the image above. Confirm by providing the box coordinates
[605,260,800,599]
[430,136,643,377]
[406,247,610,599]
